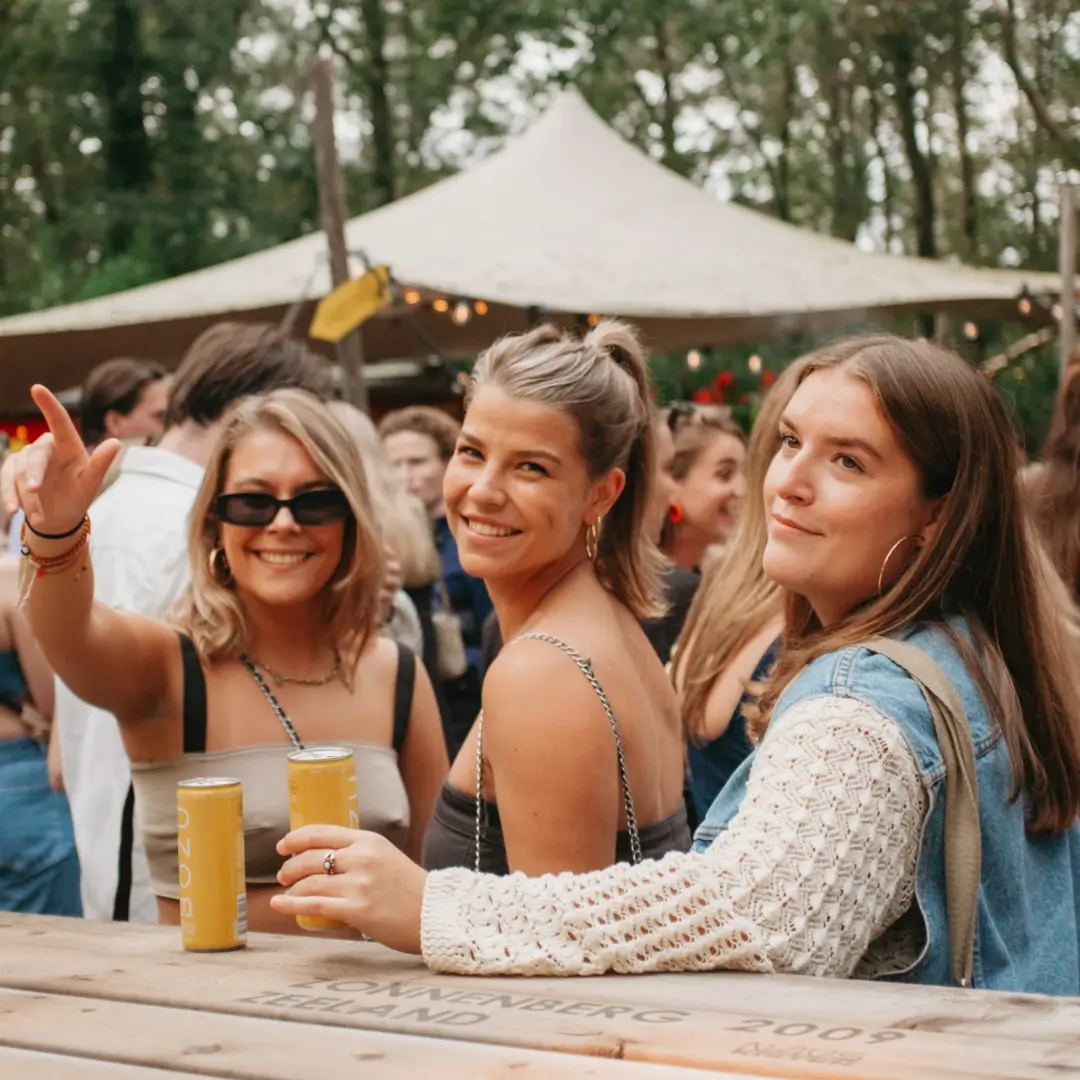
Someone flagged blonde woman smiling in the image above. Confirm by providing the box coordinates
[9,387,448,936]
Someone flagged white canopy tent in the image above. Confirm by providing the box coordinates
[0,90,1060,412]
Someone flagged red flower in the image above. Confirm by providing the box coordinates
[693,388,712,405]
[762,369,776,388]
[717,370,735,389]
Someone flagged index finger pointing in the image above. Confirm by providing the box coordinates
[30,384,82,449]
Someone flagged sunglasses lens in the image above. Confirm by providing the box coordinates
[217,493,277,526]
[290,489,351,525]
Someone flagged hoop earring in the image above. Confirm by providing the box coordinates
[878,534,922,596]
[208,546,232,585]
[584,521,600,562]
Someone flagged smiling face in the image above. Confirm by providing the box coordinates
[218,427,348,610]
[676,430,747,546]
[761,367,941,626]
[442,386,624,583]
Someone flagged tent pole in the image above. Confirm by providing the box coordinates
[1060,183,1077,383]
[312,54,370,413]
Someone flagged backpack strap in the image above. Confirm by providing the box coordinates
[864,635,981,988]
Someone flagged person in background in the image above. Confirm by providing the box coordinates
[0,552,80,916]
[79,358,169,448]
[1,321,336,924]
[659,404,747,572]
[381,406,492,761]
[9,387,448,937]
[671,359,810,821]
[1026,362,1080,600]
[8,358,168,556]
[331,402,445,672]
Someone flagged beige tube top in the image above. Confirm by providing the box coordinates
[130,742,410,900]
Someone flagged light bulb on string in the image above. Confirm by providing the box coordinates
[451,300,472,326]
[963,321,979,341]
[473,300,488,316]
[587,313,601,328]
[433,297,450,313]
[1052,304,1064,321]
[748,354,763,375]
[403,289,422,305]
[1018,297,1032,316]
[686,349,703,371]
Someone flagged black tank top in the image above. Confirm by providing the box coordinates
[420,632,691,874]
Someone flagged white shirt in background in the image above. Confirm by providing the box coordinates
[57,446,202,923]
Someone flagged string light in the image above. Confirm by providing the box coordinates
[404,289,422,305]
[451,300,472,326]
[432,297,449,313]
[963,321,979,341]
[1018,297,1032,316]
[687,350,702,370]
[473,300,488,316]
[748,354,763,375]
[1052,304,1064,321]
[587,313,601,328]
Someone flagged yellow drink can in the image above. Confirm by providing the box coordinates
[176,778,247,952]
[286,747,358,931]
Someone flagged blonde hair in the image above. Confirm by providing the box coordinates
[171,389,384,680]
[330,401,441,587]
[468,320,664,620]
[672,359,809,740]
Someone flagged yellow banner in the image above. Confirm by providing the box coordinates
[309,265,391,342]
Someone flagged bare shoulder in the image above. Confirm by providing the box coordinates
[352,633,403,687]
[483,637,612,744]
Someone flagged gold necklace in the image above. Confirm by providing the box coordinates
[244,651,341,687]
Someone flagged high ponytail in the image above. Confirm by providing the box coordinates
[468,320,665,620]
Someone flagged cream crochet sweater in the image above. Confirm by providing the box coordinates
[421,695,928,978]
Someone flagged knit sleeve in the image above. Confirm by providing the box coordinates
[420,695,927,978]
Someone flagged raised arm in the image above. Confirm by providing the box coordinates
[7,386,180,724]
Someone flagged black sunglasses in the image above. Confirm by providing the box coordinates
[215,488,352,527]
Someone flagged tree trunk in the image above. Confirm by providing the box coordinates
[951,2,978,259]
[887,31,937,258]
[100,0,151,255]
[868,86,896,251]
[360,0,396,206]
[651,15,678,166]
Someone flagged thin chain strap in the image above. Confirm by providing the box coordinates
[474,632,642,872]
[242,657,305,751]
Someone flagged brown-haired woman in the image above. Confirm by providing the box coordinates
[273,334,1080,995]
[660,405,747,571]
[1027,363,1080,599]
[9,386,448,936]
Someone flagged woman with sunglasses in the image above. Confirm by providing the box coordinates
[10,386,449,936]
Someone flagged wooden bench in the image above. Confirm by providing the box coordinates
[0,913,1077,1078]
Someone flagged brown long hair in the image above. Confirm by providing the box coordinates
[1028,363,1080,597]
[757,334,1080,834]
[672,363,811,740]
[468,321,663,620]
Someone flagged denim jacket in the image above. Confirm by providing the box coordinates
[692,619,1080,994]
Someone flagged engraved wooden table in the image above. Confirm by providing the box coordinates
[0,914,1077,1078]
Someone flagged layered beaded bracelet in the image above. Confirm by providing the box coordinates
[18,515,92,607]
